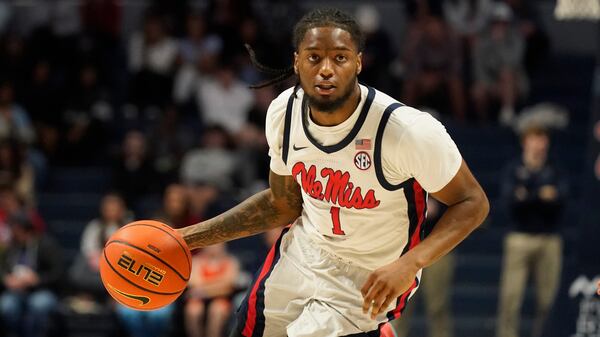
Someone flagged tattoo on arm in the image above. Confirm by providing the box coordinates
[180,171,303,250]
[270,170,303,214]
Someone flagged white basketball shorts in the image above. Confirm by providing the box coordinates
[233,225,421,337]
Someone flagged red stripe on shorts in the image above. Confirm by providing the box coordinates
[390,278,419,320]
[242,243,277,337]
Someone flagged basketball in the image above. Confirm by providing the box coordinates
[100,220,192,311]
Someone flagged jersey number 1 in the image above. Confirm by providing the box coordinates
[330,206,345,235]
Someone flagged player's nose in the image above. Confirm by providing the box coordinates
[319,58,334,79]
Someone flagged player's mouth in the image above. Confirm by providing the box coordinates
[315,83,336,96]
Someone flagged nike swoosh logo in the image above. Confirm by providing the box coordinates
[293,145,308,151]
[107,283,150,305]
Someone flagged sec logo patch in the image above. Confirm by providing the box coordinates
[354,151,371,170]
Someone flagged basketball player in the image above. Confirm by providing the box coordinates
[178,8,489,337]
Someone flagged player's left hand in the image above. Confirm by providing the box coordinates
[361,258,419,319]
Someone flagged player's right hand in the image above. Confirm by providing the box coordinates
[360,257,419,319]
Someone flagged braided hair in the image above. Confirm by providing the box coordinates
[247,7,364,89]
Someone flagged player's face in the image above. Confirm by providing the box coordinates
[294,27,362,113]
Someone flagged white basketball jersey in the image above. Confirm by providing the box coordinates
[266,84,462,270]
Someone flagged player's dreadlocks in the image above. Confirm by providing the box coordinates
[246,8,365,89]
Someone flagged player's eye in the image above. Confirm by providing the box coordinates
[308,54,320,62]
[335,55,347,62]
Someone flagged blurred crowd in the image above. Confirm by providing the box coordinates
[0,0,563,337]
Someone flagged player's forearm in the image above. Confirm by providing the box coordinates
[179,189,300,250]
[403,192,489,269]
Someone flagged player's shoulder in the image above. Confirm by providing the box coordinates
[265,86,297,130]
[369,86,441,138]
[267,86,297,114]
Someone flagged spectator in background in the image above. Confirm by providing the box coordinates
[147,1,189,37]
[47,0,82,60]
[206,0,254,59]
[0,141,35,207]
[196,61,254,135]
[80,0,123,103]
[245,86,275,133]
[68,193,130,311]
[505,0,550,77]
[0,81,35,145]
[186,181,226,224]
[80,0,121,44]
[154,183,199,229]
[471,2,527,125]
[403,15,465,120]
[0,191,11,249]
[0,212,63,337]
[128,12,178,111]
[497,126,567,337]
[21,60,62,163]
[178,13,223,68]
[181,127,238,222]
[184,243,240,337]
[185,172,237,227]
[404,0,445,21]
[392,198,455,337]
[240,86,276,188]
[0,187,46,248]
[443,0,493,46]
[0,34,28,93]
[115,302,175,337]
[60,63,111,165]
[173,14,223,109]
[235,17,267,85]
[148,105,195,186]
[112,130,159,208]
[180,125,237,192]
[253,0,301,69]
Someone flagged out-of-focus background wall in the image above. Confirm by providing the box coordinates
[0,1,597,337]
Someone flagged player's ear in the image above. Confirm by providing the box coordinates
[356,52,362,75]
[294,52,299,74]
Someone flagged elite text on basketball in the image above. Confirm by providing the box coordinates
[117,253,165,286]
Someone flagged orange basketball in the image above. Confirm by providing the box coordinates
[100,220,192,311]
